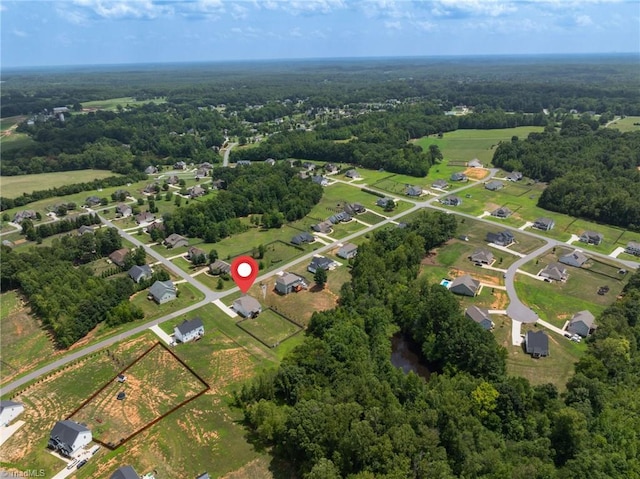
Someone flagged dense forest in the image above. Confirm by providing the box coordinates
[237,210,640,478]
[161,163,323,242]
[492,119,640,229]
[0,227,146,347]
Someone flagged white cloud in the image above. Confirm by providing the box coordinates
[231,3,248,19]
[431,0,516,18]
[0,4,7,12]
[413,20,436,32]
[385,20,401,30]
[70,0,170,19]
[575,14,593,26]
[13,29,28,38]
[290,27,303,37]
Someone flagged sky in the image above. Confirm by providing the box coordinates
[1,0,639,67]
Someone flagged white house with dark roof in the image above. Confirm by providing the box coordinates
[48,420,92,457]
[0,401,24,427]
[128,264,153,283]
[559,250,589,268]
[533,217,555,231]
[148,280,177,304]
[233,296,262,318]
[465,306,494,330]
[579,231,604,245]
[337,243,358,260]
[449,275,481,297]
[625,241,640,256]
[174,317,204,343]
[308,256,335,273]
[567,310,597,338]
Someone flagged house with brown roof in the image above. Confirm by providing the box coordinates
[109,248,130,268]
[539,263,568,282]
[164,233,189,249]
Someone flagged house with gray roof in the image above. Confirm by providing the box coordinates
[13,210,37,224]
[116,204,132,217]
[450,172,467,182]
[491,206,512,218]
[338,243,358,260]
[625,241,640,256]
[329,212,351,224]
[174,317,204,343]
[506,171,523,181]
[465,306,494,330]
[486,230,515,247]
[265,158,276,166]
[195,473,211,479]
[78,225,95,235]
[343,203,365,215]
[128,264,153,283]
[579,231,604,245]
[174,160,187,169]
[440,195,462,206]
[468,159,482,168]
[449,275,481,297]
[405,185,423,197]
[110,465,140,479]
[567,310,597,338]
[376,197,395,208]
[166,175,180,185]
[485,180,504,191]
[188,185,206,199]
[0,400,24,427]
[85,196,102,207]
[164,233,189,249]
[311,175,329,187]
[539,263,568,282]
[291,232,315,245]
[48,420,92,457]
[559,250,589,268]
[324,163,339,173]
[233,296,262,318]
[469,248,494,265]
[312,220,333,234]
[209,259,231,275]
[135,211,155,225]
[187,246,207,263]
[345,169,361,179]
[533,217,555,231]
[275,273,305,295]
[144,165,158,175]
[525,331,549,358]
[308,256,335,273]
[148,280,177,304]
[432,179,449,189]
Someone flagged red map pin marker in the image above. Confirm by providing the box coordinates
[231,256,259,293]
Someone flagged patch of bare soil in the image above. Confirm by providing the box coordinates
[421,251,438,266]
[464,167,490,180]
[491,291,509,310]
[221,458,277,479]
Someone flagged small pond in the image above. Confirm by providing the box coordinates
[390,333,431,379]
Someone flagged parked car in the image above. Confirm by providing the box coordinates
[67,459,79,470]
[77,459,88,469]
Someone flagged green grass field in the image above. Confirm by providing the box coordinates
[81,96,166,111]
[131,283,205,321]
[0,170,120,198]
[606,116,640,133]
[237,309,302,347]
[414,126,544,165]
[0,116,26,131]
[0,132,36,152]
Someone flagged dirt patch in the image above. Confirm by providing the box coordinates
[421,251,438,266]
[490,291,509,310]
[221,458,276,479]
[463,167,490,180]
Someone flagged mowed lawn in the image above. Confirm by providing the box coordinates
[81,96,166,111]
[131,283,204,321]
[414,126,544,165]
[606,115,640,133]
[0,132,36,152]
[0,170,121,198]
[0,115,27,131]
[238,309,302,347]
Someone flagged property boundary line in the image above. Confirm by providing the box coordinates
[236,307,304,349]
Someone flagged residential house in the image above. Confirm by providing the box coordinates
[209,259,231,275]
[559,250,589,268]
[174,161,187,170]
[233,296,262,318]
[486,230,515,247]
[567,310,597,338]
[533,217,555,231]
[188,185,206,199]
[135,211,155,225]
[376,197,395,208]
[468,159,483,168]
[78,225,95,235]
[187,246,207,263]
[449,275,481,297]
[195,473,211,479]
[198,162,213,171]
[291,232,315,245]
[275,273,305,295]
[195,168,209,178]
[405,185,423,197]
[345,169,361,179]
[146,221,165,234]
[85,196,102,207]
[0,400,24,426]
[236,160,251,166]
[143,183,159,194]
[525,331,549,358]
[174,317,204,343]
[13,210,37,223]
[312,220,333,234]
[110,465,140,479]
[491,207,512,218]
[148,280,177,304]
[450,172,467,182]
[48,420,92,457]
[308,256,334,273]
[343,203,365,215]
[311,175,329,187]
[539,263,568,282]
[114,189,130,199]
[166,175,180,185]
[469,248,494,265]
[302,162,316,171]
[324,163,339,174]
[329,211,352,224]
[265,158,276,166]
[579,231,604,245]
[144,165,158,175]
[298,171,309,180]
[128,264,153,283]
[626,241,640,256]
[116,204,132,217]
[109,248,130,268]
[432,179,449,189]
[485,180,504,191]
[211,179,226,190]
[465,306,494,330]
[164,233,189,249]
[506,171,523,181]
[440,195,462,206]
[338,243,358,260]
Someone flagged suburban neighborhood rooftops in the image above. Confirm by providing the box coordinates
[50,420,90,446]
[465,305,492,325]
[176,317,204,336]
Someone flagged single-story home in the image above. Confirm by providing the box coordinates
[110,465,140,479]
[188,185,206,199]
[13,210,38,223]
[329,212,352,224]
[579,231,604,245]
[450,172,467,182]
[559,250,589,268]
[135,211,155,225]
[291,232,315,245]
[491,207,512,218]
[324,163,339,173]
[486,230,515,247]
[345,169,361,179]
[469,248,494,265]
[405,185,423,197]
[567,310,597,338]
[174,161,187,169]
[343,203,365,215]
[187,246,207,263]
[48,420,92,457]
[0,400,24,427]
[432,179,449,189]
[485,180,504,191]
[233,296,262,318]
[166,175,180,185]
[195,168,209,178]
[78,225,95,235]
[525,331,549,358]
[109,248,130,268]
[533,217,555,231]
[468,159,482,168]
[174,317,204,343]
[275,273,305,295]
[312,220,333,234]
[338,243,358,260]
[85,196,102,207]
[625,241,640,256]
[449,275,481,297]
[308,256,334,273]
[148,280,177,304]
[116,204,132,217]
[440,195,462,206]
[265,158,276,166]
[144,165,158,175]
[506,171,523,181]
[465,306,494,330]
[211,179,226,190]
[209,259,231,275]
[128,264,153,283]
[539,263,568,282]
[376,197,395,208]
[311,175,329,187]
[164,233,189,249]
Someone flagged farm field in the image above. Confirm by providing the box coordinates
[70,343,208,447]
[606,115,640,133]
[414,126,544,165]
[0,115,27,131]
[0,132,36,152]
[0,170,121,198]
[81,96,166,111]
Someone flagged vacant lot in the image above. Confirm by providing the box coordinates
[606,115,640,133]
[0,170,121,199]
[70,343,208,447]
[81,97,166,111]
[0,115,27,131]
[237,309,302,347]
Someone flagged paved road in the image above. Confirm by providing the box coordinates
[222,142,237,167]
